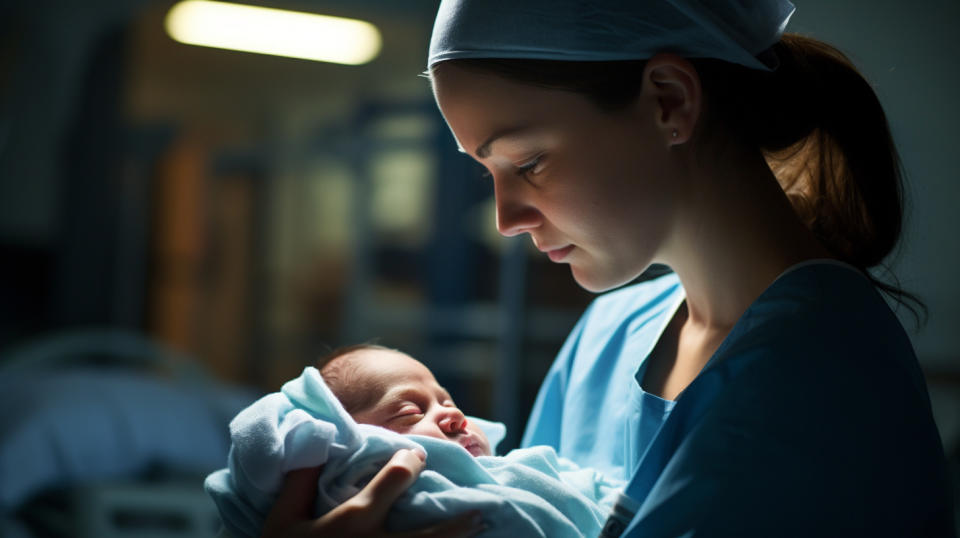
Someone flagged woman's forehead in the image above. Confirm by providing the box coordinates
[433,66,596,158]
[433,63,558,112]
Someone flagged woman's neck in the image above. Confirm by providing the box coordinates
[659,148,835,333]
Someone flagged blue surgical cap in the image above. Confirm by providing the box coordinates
[428,0,795,71]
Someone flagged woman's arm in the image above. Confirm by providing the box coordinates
[260,448,486,538]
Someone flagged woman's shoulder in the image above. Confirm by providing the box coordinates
[674,265,951,530]
[716,261,929,408]
[701,261,931,416]
[762,260,888,314]
[741,261,914,356]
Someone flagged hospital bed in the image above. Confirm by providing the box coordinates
[0,330,259,538]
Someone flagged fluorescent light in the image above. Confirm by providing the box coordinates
[164,0,382,65]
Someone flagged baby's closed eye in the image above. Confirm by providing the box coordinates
[390,405,424,422]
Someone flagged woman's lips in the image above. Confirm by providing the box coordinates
[547,245,574,262]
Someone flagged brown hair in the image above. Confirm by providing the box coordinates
[316,343,393,413]
[435,34,925,324]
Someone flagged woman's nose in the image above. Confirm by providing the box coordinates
[437,407,467,435]
[493,178,541,237]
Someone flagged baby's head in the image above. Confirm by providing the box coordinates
[317,344,492,457]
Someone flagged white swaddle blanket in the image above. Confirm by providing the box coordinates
[205,367,624,537]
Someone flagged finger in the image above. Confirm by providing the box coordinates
[396,510,486,538]
[268,466,323,522]
[356,449,425,522]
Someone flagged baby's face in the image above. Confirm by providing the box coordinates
[346,350,492,457]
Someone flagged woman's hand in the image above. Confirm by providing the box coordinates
[260,448,486,538]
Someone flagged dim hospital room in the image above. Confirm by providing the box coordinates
[0,1,958,537]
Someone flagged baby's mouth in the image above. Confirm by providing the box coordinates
[458,436,483,456]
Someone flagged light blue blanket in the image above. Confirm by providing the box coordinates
[205,367,623,537]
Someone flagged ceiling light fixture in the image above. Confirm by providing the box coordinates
[165,0,382,65]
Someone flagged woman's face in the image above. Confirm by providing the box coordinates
[432,62,680,292]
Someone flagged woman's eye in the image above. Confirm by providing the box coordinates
[516,155,544,177]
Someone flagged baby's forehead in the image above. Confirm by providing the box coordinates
[344,349,439,390]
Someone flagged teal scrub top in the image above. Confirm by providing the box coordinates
[521,261,955,536]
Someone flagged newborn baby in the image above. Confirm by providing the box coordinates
[317,344,491,457]
[206,345,625,538]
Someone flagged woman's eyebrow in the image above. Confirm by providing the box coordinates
[474,125,533,158]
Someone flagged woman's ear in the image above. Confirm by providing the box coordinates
[641,53,702,147]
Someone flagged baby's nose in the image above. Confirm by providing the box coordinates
[438,408,467,435]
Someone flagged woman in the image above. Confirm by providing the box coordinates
[263,0,955,536]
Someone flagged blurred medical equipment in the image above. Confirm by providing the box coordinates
[0,329,259,538]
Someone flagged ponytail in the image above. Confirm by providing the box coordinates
[695,34,926,325]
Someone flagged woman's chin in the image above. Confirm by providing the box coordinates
[570,266,633,294]
[570,259,654,293]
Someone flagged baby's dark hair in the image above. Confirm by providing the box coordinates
[316,343,393,414]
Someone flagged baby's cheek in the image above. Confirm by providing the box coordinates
[406,422,447,441]
[378,419,420,437]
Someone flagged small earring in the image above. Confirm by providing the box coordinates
[671,129,679,138]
